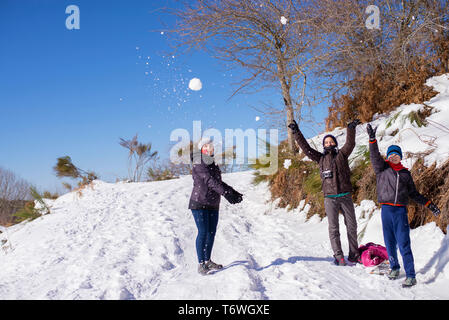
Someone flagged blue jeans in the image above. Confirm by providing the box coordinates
[191,209,219,263]
[381,205,415,278]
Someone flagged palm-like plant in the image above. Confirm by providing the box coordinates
[119,134,158,182]
[53,156,98,189]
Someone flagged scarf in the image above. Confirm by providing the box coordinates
[386,160,407,171]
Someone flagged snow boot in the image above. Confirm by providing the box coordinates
[348,254,361,264]
[198,262,210,275]
[387,269,400,280]
[334,256,347,266]
[402,277,417,288]
[205,260,223,271]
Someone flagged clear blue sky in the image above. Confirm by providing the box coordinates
[0,0,327,193]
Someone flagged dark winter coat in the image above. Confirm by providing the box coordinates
[369,139,429,206]
[292,127,356,196]
[188,151,231,210]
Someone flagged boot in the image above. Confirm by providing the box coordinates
[198,262,210,275]
[348,254,361,264]
[387,269,400,280]
[402,277,417,288]
[205,260,223,270]
[333,256,347,266]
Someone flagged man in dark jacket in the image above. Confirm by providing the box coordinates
[189,138,243,275]
[288,119,361,266]
[367,124,440,287]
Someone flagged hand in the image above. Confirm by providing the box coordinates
[224,189,243,204]
[287,120,299,134]
[428,202,441,217]
[232,189,243,203]
[348,119,361,129]
[235,190,243,202]
[366,124,377,141]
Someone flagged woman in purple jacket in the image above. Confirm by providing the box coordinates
[189,138,243,275]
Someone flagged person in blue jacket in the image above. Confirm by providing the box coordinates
[367,124,441,287]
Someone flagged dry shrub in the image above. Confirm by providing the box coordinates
[270,165,303,209]
[269,158,325,219]
[73,179,96,198]
[326,60,439,130]
[354,165,377,205]
[260,140,326,219]
[408,158,449,234]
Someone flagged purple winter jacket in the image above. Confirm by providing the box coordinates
[188,151,232,210]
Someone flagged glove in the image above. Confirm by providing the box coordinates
[287,120,299,134]
[348,119,361,129]
[366,124,377,141]
[232,189,243,204]
[428,202,441,217]
[224,189,243,204]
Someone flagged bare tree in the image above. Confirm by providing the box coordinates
[0,167,32,226]
[167,0,327,152]
[313,0,449,98]
[422,0,449,73]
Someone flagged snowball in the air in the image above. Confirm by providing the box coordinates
[255,116,260,121]
[280,16,288,25]
[283,159,292,169]
[189,78,203,91]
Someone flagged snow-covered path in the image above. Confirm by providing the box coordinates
[0,170,448,300]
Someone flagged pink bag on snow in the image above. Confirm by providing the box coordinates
[358,242,389,267]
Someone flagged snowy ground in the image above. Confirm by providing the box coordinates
[0,170,448,300]
[1,74,449,300]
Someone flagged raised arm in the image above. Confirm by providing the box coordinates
[367,124,388,174]
[288,120,322,163]
[339,120,359,157]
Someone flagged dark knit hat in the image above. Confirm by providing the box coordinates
[387,145,402,159]
[322,134,338,147]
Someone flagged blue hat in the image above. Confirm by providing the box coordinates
[387,145,402,159]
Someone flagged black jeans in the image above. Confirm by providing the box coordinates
[191,209,219,263]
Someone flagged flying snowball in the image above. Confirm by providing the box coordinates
[188,78,203,91]
[255,116,260,121]
[280,16,288,25]
[283,159,292,169]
